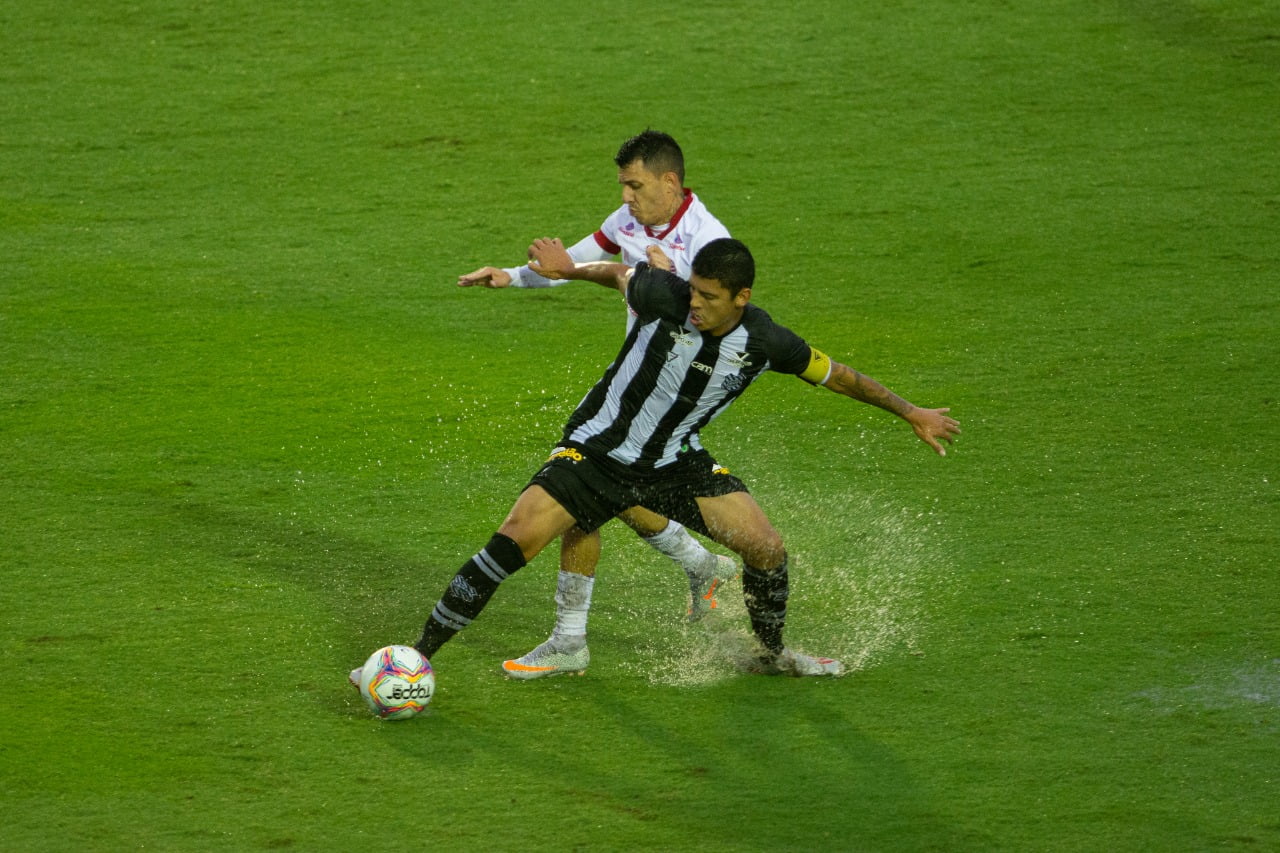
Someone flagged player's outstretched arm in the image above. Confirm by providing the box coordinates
[457,267,513,288]
[459,235,615,290]
[527,237,631,293]
[822,361,960,456]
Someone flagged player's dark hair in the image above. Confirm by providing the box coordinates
[692,238,755,297]
[615,130,685,183]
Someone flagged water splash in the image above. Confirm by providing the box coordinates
[612,488,952,687]
[1132,658,1280,713]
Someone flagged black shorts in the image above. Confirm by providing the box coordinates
[528,444,748,535]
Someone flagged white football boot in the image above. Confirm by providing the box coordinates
[502,637,589,680]
[688,555,739,622]
[752,647,845,677]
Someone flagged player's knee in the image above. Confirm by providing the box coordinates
[740,529,785,569]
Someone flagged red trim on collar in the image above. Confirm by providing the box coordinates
[644,189,694,240]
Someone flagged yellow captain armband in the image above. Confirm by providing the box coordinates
[798,347,833,386]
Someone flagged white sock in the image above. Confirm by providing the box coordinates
[552,570,594,648]
[641,521,718,581]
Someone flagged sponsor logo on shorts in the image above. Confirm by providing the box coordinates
[548,446,584,463]
[713,464,731,476]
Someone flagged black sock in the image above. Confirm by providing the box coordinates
[415,532,526,659]
[742,556,789,655]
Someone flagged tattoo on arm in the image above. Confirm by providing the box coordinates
[829,362,913,417]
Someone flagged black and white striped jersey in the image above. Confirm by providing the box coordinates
[561,263,819,472]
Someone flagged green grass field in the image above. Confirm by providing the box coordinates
[3,1,1277,850]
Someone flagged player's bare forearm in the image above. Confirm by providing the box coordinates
[567,260,632,292]
[824,362,914,417]
[527,237,630,292]
[823,360,961,455]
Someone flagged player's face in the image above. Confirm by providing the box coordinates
[688,274,749,337]
[618,160,681,227]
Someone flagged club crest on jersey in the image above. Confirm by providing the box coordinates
[721,372,747,391]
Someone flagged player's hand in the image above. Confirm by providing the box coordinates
[457,267,513,288]
[646,244,675,272]
[527,237,574,280]
[907,407,961,456]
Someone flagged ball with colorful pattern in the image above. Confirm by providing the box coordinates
[358,645,434,720]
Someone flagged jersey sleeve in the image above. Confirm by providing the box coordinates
[797,347,834,385]
[593,205,631,257]
[764,319,827,383]
[592,230,621,255]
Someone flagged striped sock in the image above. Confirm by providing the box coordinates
[415,533,526,659]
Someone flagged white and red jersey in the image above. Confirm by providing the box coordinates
[506,190,730,286]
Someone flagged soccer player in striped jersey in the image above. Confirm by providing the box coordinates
[456,131,738,668]
[380,238,959,682]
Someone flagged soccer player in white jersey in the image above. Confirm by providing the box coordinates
[364,238,959,685]
[456,131,737,678]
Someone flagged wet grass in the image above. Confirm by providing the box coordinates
[2,1,1277,850]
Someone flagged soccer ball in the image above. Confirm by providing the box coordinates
[358,645,435,720]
